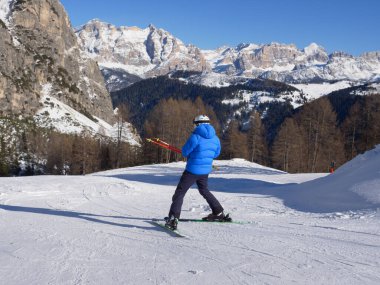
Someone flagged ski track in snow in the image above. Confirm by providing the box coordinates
[0,160,380,285]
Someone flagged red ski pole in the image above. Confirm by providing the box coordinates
[146,138,182,154]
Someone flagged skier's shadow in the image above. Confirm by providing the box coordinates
[0,204,162,233]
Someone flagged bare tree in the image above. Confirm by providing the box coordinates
[115,104,131,168]
[247,111,268,165]
[272,118,304,172]
[222,120,248,160]
[143,97,217,163]
[297,98,345,172]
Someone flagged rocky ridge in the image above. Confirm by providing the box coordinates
[0,0,114,125]
[76,20,380,90]
[76,19,210,80]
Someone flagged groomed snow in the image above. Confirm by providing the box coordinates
[1,146,380,284]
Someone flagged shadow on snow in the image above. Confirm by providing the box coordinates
[100,172,378,214]
[0,204,166,234]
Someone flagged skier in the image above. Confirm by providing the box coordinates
[329,161,336,174]
[165,115,229,230]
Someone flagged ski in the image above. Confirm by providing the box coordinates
[151,220,187,238]
[179,218,247,224]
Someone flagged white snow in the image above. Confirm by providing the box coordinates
[304,43,322,55]
[99,62,152,77]
[1,146,380,284]
[291,81,354,100]
[34,84,140,145]
[0,0,13,26]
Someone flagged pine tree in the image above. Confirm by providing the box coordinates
[115,104,131,168]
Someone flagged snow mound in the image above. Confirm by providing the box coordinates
[283,145,380,213]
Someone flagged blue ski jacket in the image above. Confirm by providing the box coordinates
[182,124,221,175]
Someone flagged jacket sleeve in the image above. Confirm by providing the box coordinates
[182,134,199,158]
[214,137,221,158]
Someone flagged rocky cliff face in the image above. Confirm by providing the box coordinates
[76,20,210,79]
[0,0,114,123]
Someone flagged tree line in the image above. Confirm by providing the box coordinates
[139,93,380,173]
[0,117,140,176]
[1,91,379,176]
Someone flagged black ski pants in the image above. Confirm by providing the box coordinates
[168,170,224,219]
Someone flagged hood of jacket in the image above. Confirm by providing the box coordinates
[194,124,216,139]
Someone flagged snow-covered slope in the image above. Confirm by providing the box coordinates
[291,80,355,100]
[1,150,380,284]
[33,84,140,145]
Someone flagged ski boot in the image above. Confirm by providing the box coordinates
[202,211,232,222]
[164,216,179,230]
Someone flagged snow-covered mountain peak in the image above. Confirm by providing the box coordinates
[361,51,380,61]
[76,19,210,77]
[329,51,354,59]
[126,25,143,32]
[148,23,156,29]
[303,42,326,55]
[76,20,380,89]
[236,43,260,51]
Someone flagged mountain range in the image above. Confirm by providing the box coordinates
[76,19,380,92]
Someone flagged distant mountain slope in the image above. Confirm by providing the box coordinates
[76,19,209,79]
[76,19,380,91]
[110,75,301,130]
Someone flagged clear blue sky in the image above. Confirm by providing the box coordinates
[60,0,379,56]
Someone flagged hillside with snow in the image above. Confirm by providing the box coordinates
[1,146,380,284]
[33,84,140,145]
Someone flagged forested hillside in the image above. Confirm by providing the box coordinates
[112,77,380,173]
[110,75,297,131]
[0,116,139,176]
